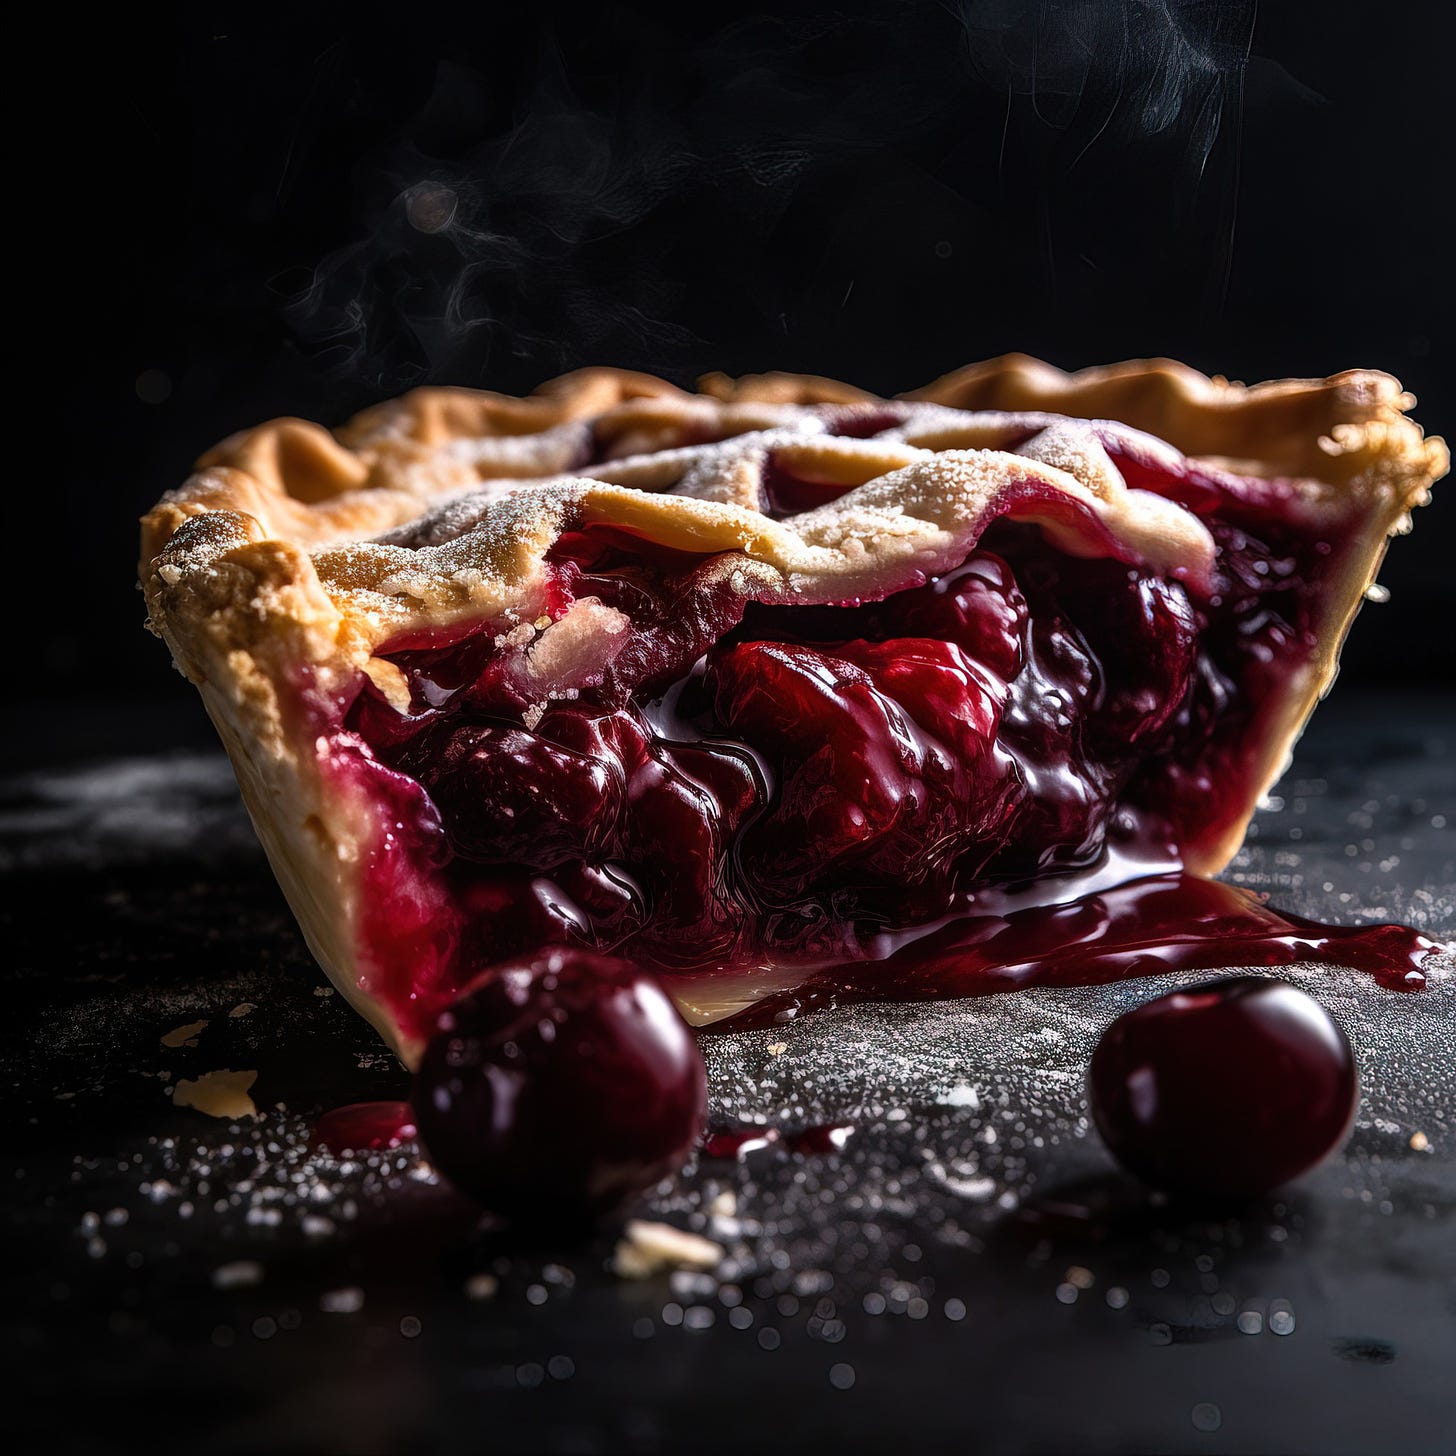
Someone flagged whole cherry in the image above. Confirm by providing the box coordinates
[413,947,706,1223]
[1088,976,1358,1199]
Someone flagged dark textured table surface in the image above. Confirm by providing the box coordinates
[4,693,1454,1455]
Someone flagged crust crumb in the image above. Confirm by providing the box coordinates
[172,1069,260,1121]
[160,1019,209,1048]
[211,1260,264,1290]
[612,1220,724,1279]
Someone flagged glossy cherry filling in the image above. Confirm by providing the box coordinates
[319,453,1444,1044]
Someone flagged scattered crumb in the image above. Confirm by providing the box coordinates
[160,1019,209,1049]
[612,1220,724,1280]
[228,1003,256,1019]
[171,1069,259,1121]
[312,986,334,998]
[211,1260,263,1290]
[766,1043,787,1057]
[464,1273,499,1301]
[1410,1131,1430,1152]
[320,1287,365,1314]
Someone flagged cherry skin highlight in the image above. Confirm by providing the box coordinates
[412,947,707,1223]
[1088,976,1358,1199]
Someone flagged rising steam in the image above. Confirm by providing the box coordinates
[958,0,1261,300]
[281,3,1287,394]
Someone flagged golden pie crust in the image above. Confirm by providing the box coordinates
[140,356,1447,1063]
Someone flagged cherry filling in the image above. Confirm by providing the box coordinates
[324,452,1443,1046]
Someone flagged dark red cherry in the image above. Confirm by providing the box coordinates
[1088,977,1358,1199]
[404,719,623,870]
[412,947,706,1223]
[890,553,1027,681]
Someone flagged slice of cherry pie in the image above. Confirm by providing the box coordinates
[141,356,1448,1069]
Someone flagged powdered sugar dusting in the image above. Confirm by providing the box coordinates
[354,402,1218,637]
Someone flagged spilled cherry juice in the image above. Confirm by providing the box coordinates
[688,863,1440,1033]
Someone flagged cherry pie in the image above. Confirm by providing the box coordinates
[141,356,1448,1068]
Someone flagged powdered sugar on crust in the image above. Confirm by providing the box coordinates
[142,361,1445,677]
[296,407,1222,653]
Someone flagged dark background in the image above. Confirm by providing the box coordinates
[32,0,1455,728]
